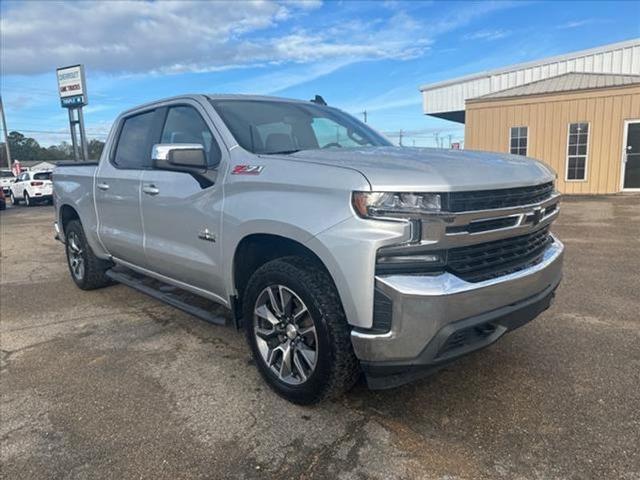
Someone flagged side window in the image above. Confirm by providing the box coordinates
[113,110,156,169]
[161,106,221,167]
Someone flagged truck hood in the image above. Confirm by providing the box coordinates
[276,147,555,191]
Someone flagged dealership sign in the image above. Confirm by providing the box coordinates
[56,65,88,108]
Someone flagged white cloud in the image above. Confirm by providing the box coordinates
[0,0,432,76]
[556,19,596,29]
[463,29,511,41]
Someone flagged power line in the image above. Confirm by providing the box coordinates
[9,128,108,136]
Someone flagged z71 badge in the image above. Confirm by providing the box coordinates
[231,165,264,175]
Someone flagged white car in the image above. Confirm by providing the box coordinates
[10,170,53,206]
[0,170,15,194]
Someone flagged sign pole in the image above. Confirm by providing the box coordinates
[0,95,11,169]
[77,107,89,161]
[68,108,79,161]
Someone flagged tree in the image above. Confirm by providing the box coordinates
[88,139,105,160]
[0,131,104,162]
[8,131,42,161]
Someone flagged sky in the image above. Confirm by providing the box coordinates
[1,0,639,148]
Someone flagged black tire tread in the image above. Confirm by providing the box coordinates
[65,219,113,290]
[243,255,360,404]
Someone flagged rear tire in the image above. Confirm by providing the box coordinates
[243,256,360,404]
[24,192,32,207]
[64,219,113,290]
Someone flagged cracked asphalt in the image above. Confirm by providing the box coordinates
[1,197,639,480]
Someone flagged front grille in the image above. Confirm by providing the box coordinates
[443,182,554,212]
[446,216,518,234]
[447,226,552,282]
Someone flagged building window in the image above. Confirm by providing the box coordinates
[510,126,528,156]
[566,123,589,181]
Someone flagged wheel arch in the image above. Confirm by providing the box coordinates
[233,233,330,298]
[231,233,342,326]
[59,204,81,234]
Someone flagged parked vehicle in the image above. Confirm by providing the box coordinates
[52,94,563,404]
[0,170,15,194]
[0,188,6,210]
[10,170,53,206]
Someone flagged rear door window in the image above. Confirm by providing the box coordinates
[114,110,156,169]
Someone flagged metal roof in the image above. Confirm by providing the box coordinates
[470,72,640,101]
[419,38,640,122]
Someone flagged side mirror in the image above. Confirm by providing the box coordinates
[152,144,207,173]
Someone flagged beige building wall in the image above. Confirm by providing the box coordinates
[465,85,640,194]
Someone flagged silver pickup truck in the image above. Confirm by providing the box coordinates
[53,94,563,404]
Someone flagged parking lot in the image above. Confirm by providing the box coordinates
[1,196,639,480]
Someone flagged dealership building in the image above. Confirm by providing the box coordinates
[420,39,640,194]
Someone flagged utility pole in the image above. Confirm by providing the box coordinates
[434,132,439,149]
[398,129,403,147]
[448,134,452,149]
[0,95,11,168]
[361,110,368,123]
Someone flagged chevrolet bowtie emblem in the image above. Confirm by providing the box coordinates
[531,207,543,225]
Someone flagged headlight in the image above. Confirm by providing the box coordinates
[352,191,441,219]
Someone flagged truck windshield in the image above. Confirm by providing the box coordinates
[209,99,392,155]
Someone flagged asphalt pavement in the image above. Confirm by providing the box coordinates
[1,197,639,479]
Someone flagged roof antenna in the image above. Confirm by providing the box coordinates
[310,95,327,106]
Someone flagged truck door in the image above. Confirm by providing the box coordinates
[139,103,226,299]
[95,109,158,263]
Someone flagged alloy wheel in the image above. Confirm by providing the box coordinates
[253,285,318,385]
[67,231,85,280]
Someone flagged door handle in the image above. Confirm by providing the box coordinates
[96,183,109,191]
[142,184,160,196]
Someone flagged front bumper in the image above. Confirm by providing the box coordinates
[351,236,564,388]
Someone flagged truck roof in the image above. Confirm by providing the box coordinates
[120,93,313,117]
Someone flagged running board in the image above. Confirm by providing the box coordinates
[106,267,227,326]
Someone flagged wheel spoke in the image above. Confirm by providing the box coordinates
[292,349,308,382]
[279,343,293,380]
[69,236,80,253]
[298,325,316,337]
[279,286,294,316]
[255,326,278,341]
[255,304,279,326]
[266,344,283,368]
[293,305,308,322]
[296,343,316,367]
[267,287,282,316]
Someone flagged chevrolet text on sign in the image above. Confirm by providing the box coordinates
[56,64,87,107]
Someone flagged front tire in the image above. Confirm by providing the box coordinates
[10,192,18,205]
[243,256,360,404]
[64,219,113,290]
